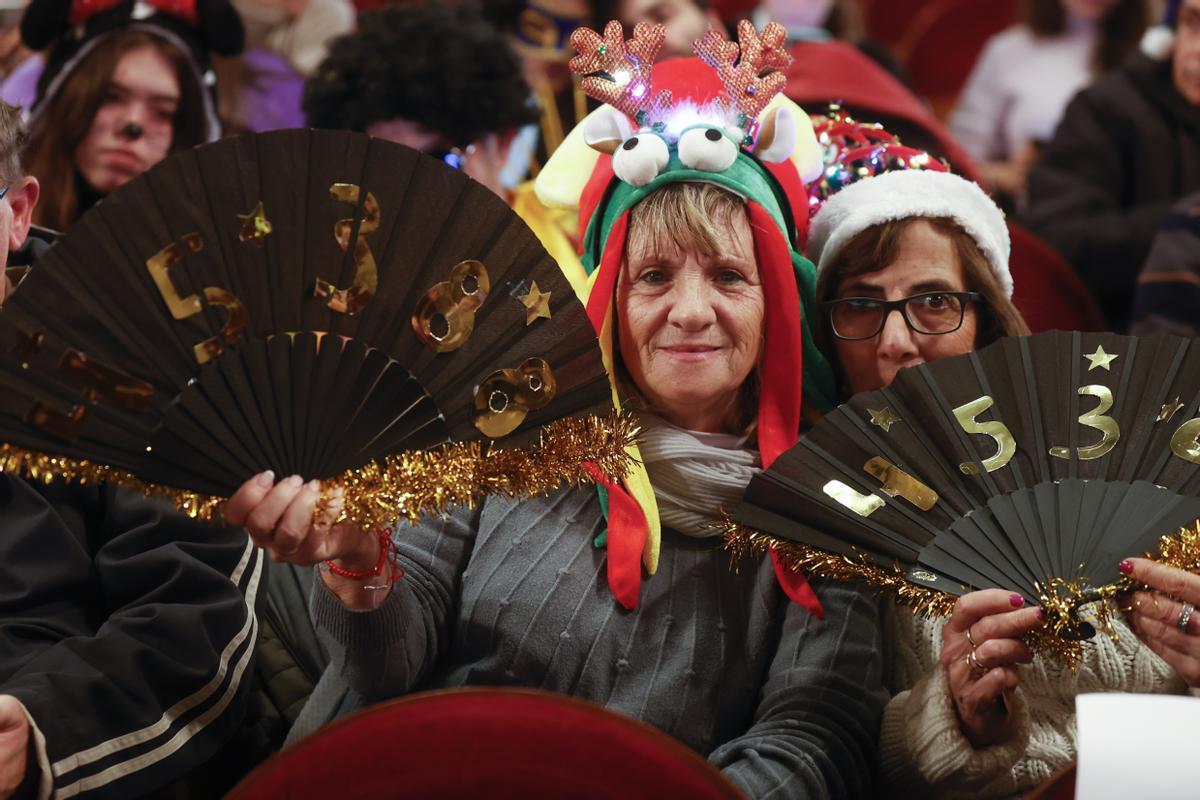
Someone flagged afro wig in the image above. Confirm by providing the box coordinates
[304,1,538,146]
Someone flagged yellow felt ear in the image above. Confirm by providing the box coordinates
[593,290,661,575]
[534,105,608,210]
[762,93,822,184]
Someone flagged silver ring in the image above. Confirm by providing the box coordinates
[966,626,979,649]
[966,650,987,676]
[1178,602,1195,632]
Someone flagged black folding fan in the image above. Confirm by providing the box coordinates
[0,130,618,525]
[729,331,1200,637]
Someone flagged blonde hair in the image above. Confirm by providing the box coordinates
[616,182,762,434]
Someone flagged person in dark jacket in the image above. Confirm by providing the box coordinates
[0,100,264,800]
[1025,0,1200,330]
[1130,191,1200,337]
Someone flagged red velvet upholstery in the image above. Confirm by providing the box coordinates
[1008,223,1107,333]
[898,0,1018,117]
[863,0,934,47]
[229,688,744,799]
[784,39,983,183]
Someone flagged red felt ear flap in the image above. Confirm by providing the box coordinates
[585,212,629,334]
[746,201,802,469]
[585,462,647,611]
[746,200,824,618]
[578,154,616,255]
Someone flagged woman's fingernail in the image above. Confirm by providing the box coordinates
[1010,593,1025,608]
[286,474,303,488]
[1118,559,1134,575]
[256,471,275,488]
[1036,608,1045,622]
[307,480,320,492]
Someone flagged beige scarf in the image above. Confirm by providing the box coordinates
[636,414,761,538]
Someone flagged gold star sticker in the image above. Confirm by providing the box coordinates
[237,201,273,246]
[868,407,901,432]
[517,280,552,325]
[1084,345,1119,371]
[1158,396,1186,423]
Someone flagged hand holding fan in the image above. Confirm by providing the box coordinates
[726,331,1200,658]
[0,130,631,530]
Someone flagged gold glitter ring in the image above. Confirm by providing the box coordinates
[966,649,988,676]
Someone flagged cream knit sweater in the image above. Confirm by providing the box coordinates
[879,604,1189,798]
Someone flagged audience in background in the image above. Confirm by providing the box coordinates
[589,0,722,57]
[215,0,354,133]
[3,0,1200,796]
[1026,0,1200,330]
[482,0,591,166]
[751,0,902,77]
[1131,191,1200,337]
[952,0,1149,206]
[305,2,538,198]
[12,1,239,230]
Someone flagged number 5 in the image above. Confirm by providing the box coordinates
[953,395,1016,475]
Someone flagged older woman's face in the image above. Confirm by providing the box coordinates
[832,220,977,394]
[75,45,179,195]
[617,210,763,433]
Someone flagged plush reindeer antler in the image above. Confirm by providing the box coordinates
[693,20,791,122]
[569,21,672,125]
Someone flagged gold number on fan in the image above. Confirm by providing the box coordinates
[29,349,154,441]
[824,457,938,518]
[412,260,491,353]
[1171,418,1200,463]
[952,395,1016,475]
[313,183,380,315]
[472,357,556,438]
[145,233,247,364]
[1050,385,1120,461]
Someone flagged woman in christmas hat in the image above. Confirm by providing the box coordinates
[225,20,887,797]
[807,120,1200,796]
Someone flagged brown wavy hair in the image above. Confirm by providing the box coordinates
[25,30,205,231]
[1023,0,1150,72]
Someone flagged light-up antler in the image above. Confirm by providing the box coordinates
[693,20,791,123]
[569,21,672,126]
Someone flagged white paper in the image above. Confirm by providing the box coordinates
[1076,692,1200,799]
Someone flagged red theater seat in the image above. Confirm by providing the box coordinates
[229,688,744,800]
[1008,223,1107,333]
[899,0,1018,118]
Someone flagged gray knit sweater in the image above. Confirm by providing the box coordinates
[295,487,888,798]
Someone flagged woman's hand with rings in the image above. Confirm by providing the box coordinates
[1121,557,1200,686]
[939,589,1043,748]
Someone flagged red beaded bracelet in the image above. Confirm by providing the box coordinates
[325,526,403,585]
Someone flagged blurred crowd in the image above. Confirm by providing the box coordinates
[0,0,1190,331]
[1,0,1200,797]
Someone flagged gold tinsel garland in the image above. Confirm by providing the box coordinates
[723,518,1200,668]
[0,412,638,533]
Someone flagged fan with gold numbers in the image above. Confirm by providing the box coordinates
[727,331,1200,647]
[0,129,627,530]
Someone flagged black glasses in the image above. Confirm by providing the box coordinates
[822,291,983,341]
